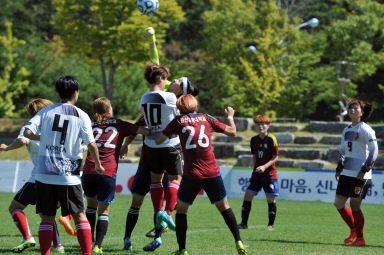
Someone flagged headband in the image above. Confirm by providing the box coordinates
[182,77,188,95]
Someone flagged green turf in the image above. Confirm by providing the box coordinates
[1,192,384,254]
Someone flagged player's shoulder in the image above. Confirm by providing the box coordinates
[267,133,278,145]
[360,122,375,134]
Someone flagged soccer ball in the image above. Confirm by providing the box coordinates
[137,0,159,15]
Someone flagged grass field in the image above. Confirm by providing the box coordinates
[1,193,384,254]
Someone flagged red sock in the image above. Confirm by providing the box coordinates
[165,181,179,215]
[39,222,54,255]
[150,182,164,212]
[11,209,32,239]
[337,206,355,229]
[353,210,364,238]
[52,222,62,247]
[76,221,92,255]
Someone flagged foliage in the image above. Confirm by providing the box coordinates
[52,0,184,102]
[0,21,29,118]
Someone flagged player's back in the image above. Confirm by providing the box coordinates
[83,118,138,177]
[140,90,179,148]
[27,103,94,185]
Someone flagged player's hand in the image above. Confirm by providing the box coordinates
[225,107,234,117]
[335,172,340,181]
[119,145,128,159]
[95,164,105,175]
[0,144,7,151]
[255,165,266,173]
[144,27,155,38]
[356,170,365,180]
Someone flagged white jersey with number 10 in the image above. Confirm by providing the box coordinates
[140,91,180,148]
[26,103,95,185]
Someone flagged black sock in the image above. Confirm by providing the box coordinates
[176,213,187,251]
[124,207,140,239]
[241,201,252,226]
[268,202,277,226]
[86,207,97,242]
[221,208,241,242]
[95,214,109,247]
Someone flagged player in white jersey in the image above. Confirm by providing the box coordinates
[24,76,104,255]
[137,63,183,251]
[334,98,378,247]
[0,99,65,253]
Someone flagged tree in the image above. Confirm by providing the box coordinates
[52,0,184,102]
[0,21,29,117]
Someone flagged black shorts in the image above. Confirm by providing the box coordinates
[130,164,170,197]
[13,182,36,206]
[141,144,183,175]
[336,175,372,199]
[35,181,85,216]
[82,174,116,204]
[178,176,227,205]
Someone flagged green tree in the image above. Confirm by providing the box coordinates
[0,21,29,117]
[52,0,183,102]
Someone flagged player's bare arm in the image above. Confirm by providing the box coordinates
[223,106,236,136]
[0,138,27,151]
[87,142,105,175]
[120,135,137,159]
[255,155,279,173]
[155,133,168,145]
[23,128,40,141]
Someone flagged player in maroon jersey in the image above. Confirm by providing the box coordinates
[156,95,247,255]
[237,115,279,231]
[81,97,149,253]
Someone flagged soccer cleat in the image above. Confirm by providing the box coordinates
[59,216,75,236]
[12,237,36,253]
[145,227,156,238]
[344,229,356,244]
[143,237,162,251]
[176,249,188,255]
[93,245,103,254]
[237,224,248,229]
[158,211,176,231]
[236,240,247,255]
[53,245,65,253]
[349,237,365,246]
[123,237,132,250]
[266,225,274,231]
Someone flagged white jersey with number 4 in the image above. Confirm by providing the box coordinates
[25,103,95,185]
[17,125,40,183]
[140,91,180,148]
[340,122,378,179]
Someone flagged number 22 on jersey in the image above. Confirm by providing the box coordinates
[182,125,209,149]
[93,127,117,148]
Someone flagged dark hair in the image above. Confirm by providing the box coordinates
[93,97,112,122]
[184,78,199,96]
[348,98,373,121]
[55,76,79,100]
[144,63,170,84]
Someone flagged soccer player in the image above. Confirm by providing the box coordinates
[24,76,105,255]
[0,99,64,253]
[81,97,149,253]
[137,63,183,251]
[156,95,247,255]
[334,98,377,246]
[238,115,279,230]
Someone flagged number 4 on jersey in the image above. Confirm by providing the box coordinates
[52,114,69,145]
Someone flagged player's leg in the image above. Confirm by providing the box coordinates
[264,179,279,230]
[348,179,371,246]
[239,178,261,228]
[81,173,98,241]
[93,174,116,253]
[334,175,356,243]
[52,221,65,253]
[175,201,189,255]
[60,184,92,255]
[9,182,36,252]
[205,177,246,255]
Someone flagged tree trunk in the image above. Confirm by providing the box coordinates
[99,56,108,98]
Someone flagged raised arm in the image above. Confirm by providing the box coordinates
[144,27,159,65]
[222,107,236,137]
